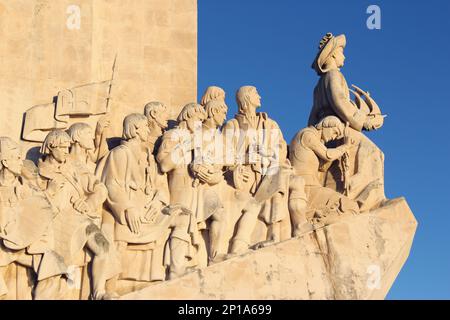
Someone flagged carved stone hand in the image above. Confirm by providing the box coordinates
[125,207,142,234]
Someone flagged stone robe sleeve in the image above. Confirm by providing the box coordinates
[266,119,287,162]
[101,147,133,225]
[326,70,366,131]
[157,131,182,173]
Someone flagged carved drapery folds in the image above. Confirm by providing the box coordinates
[0,33,390,299]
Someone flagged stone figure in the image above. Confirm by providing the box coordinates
[156,103,207,266]
[200,86,226,106]
[0,17,417,300]
[289,116,360,226]
[309,33,384,132]
[37,130,119,300]
[67,118,110,173]
[309,33,387,212]
[0,137,54,299]
[100,113,194,283]
[323,126,386,212]
[223,86,291,254]
[144,101,170,151]
[190,99,229,264]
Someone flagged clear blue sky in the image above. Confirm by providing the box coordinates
[198,0,450,300]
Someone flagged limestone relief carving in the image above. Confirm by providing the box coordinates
[0,33,415,300]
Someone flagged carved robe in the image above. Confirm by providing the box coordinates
[0,178,53,298]
[224,112,291,243]
[308,69,366,131]
[37,158,115,281]
[101,139,196,281]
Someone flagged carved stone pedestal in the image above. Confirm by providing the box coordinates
[122,198,417,300]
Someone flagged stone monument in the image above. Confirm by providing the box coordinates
[0,1,416,300]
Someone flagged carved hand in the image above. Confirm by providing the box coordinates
[125,208,142,234]
[96,115,111,135]
[142,200,162,224]
[233,165,250,189]
[47,178,65,196]
[364,114,385,131]
[71,197,93,215]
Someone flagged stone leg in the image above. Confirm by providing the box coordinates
[230,199,261,254]
[85,225,119,300]
[168,213,192,279]
[289,175,312,236]
[168,238,189,279]
[208,208,227,263]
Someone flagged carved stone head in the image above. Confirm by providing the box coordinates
[123,113,150,143]
[200,86,226,106]
[312,33,346,75]
[315,116,345,143]
[0,137,23,176]
[236,86,261,114]
[67,123,95,151]
[41,130,71,163]
[177,103,206,132]
[205,100,228,127]
[144,101,170,132]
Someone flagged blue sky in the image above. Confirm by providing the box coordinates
[198,0,450,299]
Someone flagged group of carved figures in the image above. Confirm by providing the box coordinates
[0,33,387,299]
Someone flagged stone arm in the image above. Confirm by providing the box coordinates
[157,131,185,174]
[327,70,366,131]
[302,131,348,162]
[83,175,108,218]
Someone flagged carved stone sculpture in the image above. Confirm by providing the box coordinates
[100,113,195,289]
[0,23,417,300]
[224,86,291,254]
[289,116,360,226]
[200,86,226,106]
[190,99,229,264]
[37,130,119,300]
[0,137,53,299]
[309,33,384,132]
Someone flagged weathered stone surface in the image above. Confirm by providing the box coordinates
[0,0,197,141]
[122,198,417,300]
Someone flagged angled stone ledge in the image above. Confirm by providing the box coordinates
[122,197,417,300]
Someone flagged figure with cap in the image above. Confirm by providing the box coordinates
[309,33,384,131]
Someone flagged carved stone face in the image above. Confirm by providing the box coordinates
[78,127,95,150]
[212,108,227,127]
[186,111,206,132]
[321,127,340,143]
[249,88,261,109]
[1,149,23,176]
[155,107,170,130]
[333,47,345,68]
[50,142,70,163]
[136,122,151,142]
